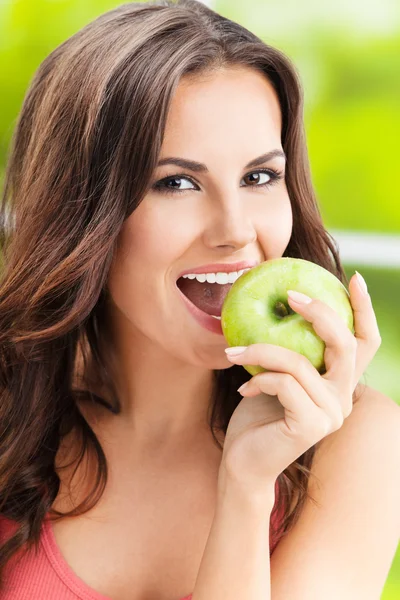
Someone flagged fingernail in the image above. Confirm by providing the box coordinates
[237,381,250,394]
[287,290,312,304]
[225,346,247,356]
[355,271,368,295]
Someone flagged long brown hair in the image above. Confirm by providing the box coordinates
[0,0,364,586]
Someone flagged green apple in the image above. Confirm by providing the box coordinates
[221,257,355,376]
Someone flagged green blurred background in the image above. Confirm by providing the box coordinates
[0,0,399,596]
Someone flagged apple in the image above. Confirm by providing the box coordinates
[221,257,355,376]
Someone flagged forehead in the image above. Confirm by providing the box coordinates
[162,67,283,148]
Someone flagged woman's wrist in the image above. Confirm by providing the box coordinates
[217,459,276,514]
[192,462,275,600]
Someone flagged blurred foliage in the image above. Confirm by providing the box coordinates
[343,265,400,405]
[0,1,399,597]
[217,0,400,233]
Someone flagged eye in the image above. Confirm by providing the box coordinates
[153,174,197,194]
[241,169,282,189]
[152,168,284,196]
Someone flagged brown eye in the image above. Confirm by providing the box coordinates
[152,168,284,196]
[152,174,198,195]
[242,171,272,186]
[240,168,284,191]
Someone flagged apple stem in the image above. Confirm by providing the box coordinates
[274,301,290,318]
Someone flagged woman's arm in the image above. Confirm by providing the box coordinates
[191,468,275,600]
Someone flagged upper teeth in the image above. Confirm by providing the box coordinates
[182,268,252,284]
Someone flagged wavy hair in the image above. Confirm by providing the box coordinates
[0,0,364,586]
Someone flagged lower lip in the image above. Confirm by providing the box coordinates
[176,284,224,335]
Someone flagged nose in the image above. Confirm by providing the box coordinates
[202,195,257,250]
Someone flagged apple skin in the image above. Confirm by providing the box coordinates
[221,257,355,376]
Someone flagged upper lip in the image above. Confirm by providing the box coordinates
[176,259,260,279]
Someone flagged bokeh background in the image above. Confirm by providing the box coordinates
[0,0,399,596]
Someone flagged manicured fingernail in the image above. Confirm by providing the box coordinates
[225,346,247,356]
[355,271,368,295]
[287,290,312,304]
[237,381,250,394]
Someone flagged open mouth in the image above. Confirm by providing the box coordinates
[176,276,233,318]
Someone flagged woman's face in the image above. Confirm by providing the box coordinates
[105,66,293,369]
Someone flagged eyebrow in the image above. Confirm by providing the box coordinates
[156,149,286,173]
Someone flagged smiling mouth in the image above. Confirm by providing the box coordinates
[176,276,232,317]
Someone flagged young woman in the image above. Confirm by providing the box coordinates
[0,1,398,599]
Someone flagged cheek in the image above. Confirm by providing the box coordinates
[257,194,293,255]
[113,207,175,274]
[105,207,183,318]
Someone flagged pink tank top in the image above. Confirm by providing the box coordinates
[0,481,283,599]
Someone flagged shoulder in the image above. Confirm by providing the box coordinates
[314,381,400,462]
[270,383,400,599]
[310,381,400,497]
[344,379,399,428]
[352,380,399,416]
[360,382,400,426]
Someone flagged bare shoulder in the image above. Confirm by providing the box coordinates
[337,377,398,424]
[270,382,400,599]
[352,380,400,414]
[314,381,400,461]
[310,380,400,500]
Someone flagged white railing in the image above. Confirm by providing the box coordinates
[330,230,400,269]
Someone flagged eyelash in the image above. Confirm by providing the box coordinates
[152,167,284,196]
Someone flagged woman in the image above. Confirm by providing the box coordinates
[0,1,398,599]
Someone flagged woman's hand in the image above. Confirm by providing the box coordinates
[219,273,382,500]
